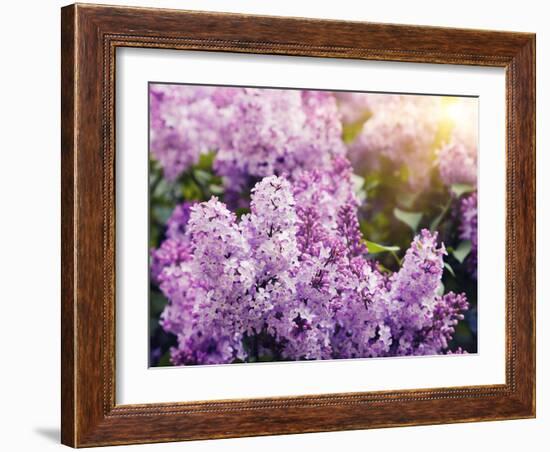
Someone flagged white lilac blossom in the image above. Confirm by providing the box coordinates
[347,94,442,190]
[154,174,469,365]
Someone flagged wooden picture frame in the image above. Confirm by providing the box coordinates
[61,3,535,447]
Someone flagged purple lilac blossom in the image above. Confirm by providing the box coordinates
[165,201,194,240]
[437,141,477,187]
[214,88,346,193]
[386,230,466,355]
[155,174,469,365]
[149,85,236,181]
[150,201,195,282]
[150,86,346,191]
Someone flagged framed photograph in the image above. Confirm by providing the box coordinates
[61,3,535,447]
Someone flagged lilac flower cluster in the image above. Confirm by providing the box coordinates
[437,141,477,187]
[150,202,194,282]
[336,94,480,192]
[437,99,479,187]
[459,193,478,279]
[153,173,469,365]
[150,85,346,191]
[215,89,346,192]
[345,94,442,190]
[149,85,236,181]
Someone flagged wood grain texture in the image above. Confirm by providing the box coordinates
[60,3,536,447]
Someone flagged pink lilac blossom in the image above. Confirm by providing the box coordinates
[459,193,478,279]
[347,95,442,190]
[154,174,469,365]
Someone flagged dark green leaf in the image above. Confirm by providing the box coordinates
[444,262,456,277]
[150,291,168,316]
[452,240,472,263]
[235,208,250,217]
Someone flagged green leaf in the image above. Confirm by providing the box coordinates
[365,240,401,266]
[152,178,172,199]
[452,240,472,263]
[394,207,423,232]
[436,281,445,297]
[209,184,224,195]
[364,240,400,254]
[450,183,475,198]
[193,169,212,185]
[396,192,418,210]
[444,262,456,277]
[181,178,202,200]
[196,151,216,171]
[351,174,367,202]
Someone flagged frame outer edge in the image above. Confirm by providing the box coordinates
[514,35,536,416]
[60,3,536,447]
[61,3,77,448]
